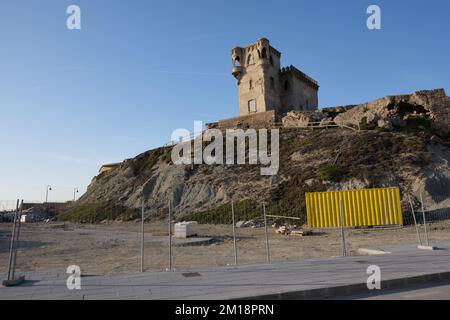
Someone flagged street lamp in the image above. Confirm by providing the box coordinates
[45,185,52,203]
[73,188,79,202]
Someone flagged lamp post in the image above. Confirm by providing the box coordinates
[45,185,52,204]
[73,188,79,202]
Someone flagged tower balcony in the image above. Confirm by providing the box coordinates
[232,66,243,79]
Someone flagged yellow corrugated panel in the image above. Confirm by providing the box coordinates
[306,187,403,228]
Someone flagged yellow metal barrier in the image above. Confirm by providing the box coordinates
[306,187,403,228]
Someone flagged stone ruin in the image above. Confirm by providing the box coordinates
[281,89,450,133]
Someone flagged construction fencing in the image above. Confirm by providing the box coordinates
[1,191,450,277]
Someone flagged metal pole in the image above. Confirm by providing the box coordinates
[140,197,145,273]
[168,199,172,271]
[420,194,430,246]
[339,200,347,257]
[7,200,19,281]
[408,195,422,246]
[11,200,23,280]
[231,200,238,265]
[263,202,271,264]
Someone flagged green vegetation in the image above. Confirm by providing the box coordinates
[130,146,173,177]
[359,117,377,130]
[317,164,346,182]
[181,199,260,224]
[402,117,432,133]
[58,203,139,223]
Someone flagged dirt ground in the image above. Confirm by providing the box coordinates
[1,221,450,276]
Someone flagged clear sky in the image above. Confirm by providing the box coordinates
[0,0,449,203]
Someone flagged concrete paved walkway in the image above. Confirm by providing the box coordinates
[341,281,450,300]
[1,241,450,300]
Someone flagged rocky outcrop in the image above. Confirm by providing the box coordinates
[74,89,450,222]
[282,111,331,127]
[332,89,450,132]
[281,89,450,133]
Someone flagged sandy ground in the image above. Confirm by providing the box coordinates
[1,221,450,276]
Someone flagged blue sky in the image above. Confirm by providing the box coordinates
[0,0,449,203]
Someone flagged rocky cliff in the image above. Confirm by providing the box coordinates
[66,89,450,223]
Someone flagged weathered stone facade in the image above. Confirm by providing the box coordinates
[280,89,450,133]
[231,38,319,117]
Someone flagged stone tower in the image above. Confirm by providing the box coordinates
[232,38,319,117]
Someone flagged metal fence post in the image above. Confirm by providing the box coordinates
[11,200,24,280]
[339,200,347,257]
[420,194,430,247]
[140,197,145,273]
[408,195,422,246]
[7,200,19,281]
[231,200,238,265]
[263,202,271,264]
[168,199,173,271]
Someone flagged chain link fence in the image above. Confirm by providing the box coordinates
[1,191,450,278]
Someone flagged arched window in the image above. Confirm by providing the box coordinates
[284,81,290,91]
[234,56,241,67]
[269,55,274,66]
[261,48,267,59]
[249,80,253,90]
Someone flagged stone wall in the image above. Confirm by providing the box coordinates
[279,67,319,113]
[279,89,450,133]
[207,110,276,130]
[410,89,450,133]
[282,110,330,128]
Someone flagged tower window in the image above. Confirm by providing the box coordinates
[270,77,275,90]
[248,100,257,113]
[284,81,290,91]
[249,80,253,90]
[261,48,267,59]
[269,55,274,66]
[234,56,241,67]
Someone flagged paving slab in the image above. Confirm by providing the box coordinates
[1,241,450,300]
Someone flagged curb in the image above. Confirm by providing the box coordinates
[358,248,391,255]
[237,271,450,300]
[418,245,437,251]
